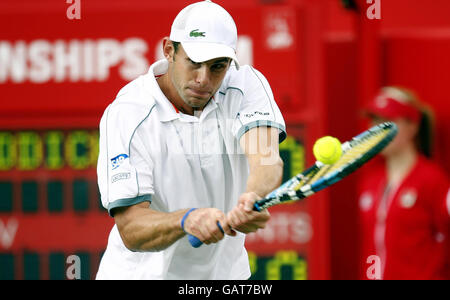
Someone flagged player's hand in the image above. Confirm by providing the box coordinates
[227,192,270,234]
[183,208,236,245]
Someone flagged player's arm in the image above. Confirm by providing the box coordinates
[227,126,284,233]
[241,126,284,196]
[113,204,234,252]
[113,203,187,252]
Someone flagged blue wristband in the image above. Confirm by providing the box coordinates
[181,208,197,233]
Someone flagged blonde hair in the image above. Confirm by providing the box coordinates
[383,86,435,157]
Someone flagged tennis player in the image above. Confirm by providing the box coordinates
[359,86,450,280]
[95,0,286,279]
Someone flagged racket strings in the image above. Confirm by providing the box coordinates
[274,172,310,197]
[292,165,322,191]
[327,131,387,171]
[308,130,389,184]
[303,165,332,186]
[255,122,397,210]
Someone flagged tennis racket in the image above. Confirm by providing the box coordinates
[188,121,398,248]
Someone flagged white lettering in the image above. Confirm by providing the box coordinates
[97,39,122,81]
[54,40,81,82]
[236,35,253,66]
[29,40,52,83]
[366,0,381,20]
[222,285,272,295]
[246,212,312,244]
[66,255,81,280]
[0,41,27,83]
[366,255,381,280]
[0,38,149,83]
[178,284,212,297]
[0,218,19,249]
[66,0,81,20]
[120,38,149,81]
[82,39,95,81]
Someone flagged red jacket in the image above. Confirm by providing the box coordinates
[358,156,450,280]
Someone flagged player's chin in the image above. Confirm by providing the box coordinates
[381,147,399,158]
[186,97,210,108]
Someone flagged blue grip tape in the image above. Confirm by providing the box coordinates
[188,222,224,248]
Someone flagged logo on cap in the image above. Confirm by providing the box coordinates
[190,29,206,38]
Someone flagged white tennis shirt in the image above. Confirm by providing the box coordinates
[96,59,286,279]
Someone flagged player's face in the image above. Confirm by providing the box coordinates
[169,45,230,109]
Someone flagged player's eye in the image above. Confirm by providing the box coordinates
[211,63,226,72]
[211,59,230,72]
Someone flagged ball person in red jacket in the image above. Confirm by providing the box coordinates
[359,86,450,280]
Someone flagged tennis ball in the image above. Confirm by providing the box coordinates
[313,136,342,165]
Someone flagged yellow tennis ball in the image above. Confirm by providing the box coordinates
[313,136,342,165]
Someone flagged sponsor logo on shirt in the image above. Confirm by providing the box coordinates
[111,154,129,170]
[243,111,270,118]
[359,192,374,211]
[399,188,417,209]
[111,172,131,183]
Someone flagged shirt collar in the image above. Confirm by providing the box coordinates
[143,60,179,122]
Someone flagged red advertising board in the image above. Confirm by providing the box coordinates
[0,1,306,127]
[0,0,329,280]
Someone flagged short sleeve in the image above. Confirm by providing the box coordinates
[231,66,286,143]
[97,103,155,216]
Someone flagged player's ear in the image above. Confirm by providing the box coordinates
[162,38,175,63]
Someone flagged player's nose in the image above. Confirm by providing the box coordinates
[194,65,211,87]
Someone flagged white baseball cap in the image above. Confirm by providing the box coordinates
[169,0,240,69]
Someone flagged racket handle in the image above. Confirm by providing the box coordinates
[188,222,224,248]
[188,235,204,248]
[253,202,262,212]
[188,204,262,248]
